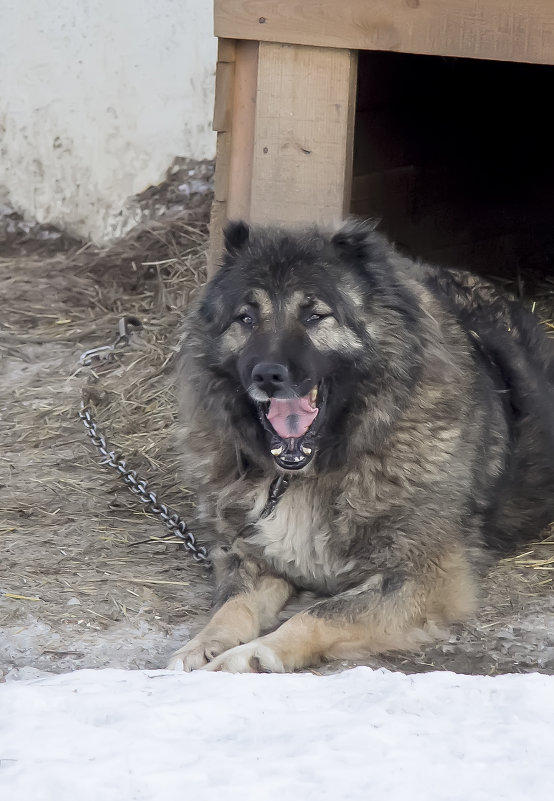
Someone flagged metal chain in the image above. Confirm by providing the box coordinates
[78,318,290,569]
[78,317,210,567]
[79,403,210,566]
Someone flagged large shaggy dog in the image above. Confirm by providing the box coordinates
[168,220,554,673]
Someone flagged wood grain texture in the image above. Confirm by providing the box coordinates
[213,62,235,132]
[249,42,357,226]
[213,131,232,202]
[215,0,554,65]
[208,199,228,278]
[209,40,238,274]
[226,40,259,221]
[217,37,237,63]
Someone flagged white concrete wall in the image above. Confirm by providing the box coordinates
[0,0,216,242]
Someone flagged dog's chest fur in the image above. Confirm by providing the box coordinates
[245,481,356,593]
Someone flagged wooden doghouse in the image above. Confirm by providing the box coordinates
[208,1,554,278]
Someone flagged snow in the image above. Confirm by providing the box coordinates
[1,667,552,801]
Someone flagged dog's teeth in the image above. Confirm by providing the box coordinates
[309,386,318,405]
[301,445,312,455]
[271,445,284,456]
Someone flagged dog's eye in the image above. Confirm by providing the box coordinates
[237,313,254,327]
[305,312,328,325]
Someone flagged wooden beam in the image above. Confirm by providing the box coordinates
[208,39,259,275]
[226,40,259,221]
[208,39,240,276]
[215,0,554,66]
[213,63,234,133]
[208,199,228,279]
[250,43,357,227]
[217,37,237,63]
[209,39,357,269]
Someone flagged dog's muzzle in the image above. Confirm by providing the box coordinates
[254,383,326,471]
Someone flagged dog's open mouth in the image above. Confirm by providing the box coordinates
[258,385,324,470]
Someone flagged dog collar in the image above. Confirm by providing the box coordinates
[259,475,290,519]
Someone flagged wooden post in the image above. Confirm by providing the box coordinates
[215,1,554,66]
[250,42,357,227]
[208,40,357,275]
[208,39,259,277]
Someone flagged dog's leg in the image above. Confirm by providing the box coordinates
[202,550,478,673]
[167,567,293,671]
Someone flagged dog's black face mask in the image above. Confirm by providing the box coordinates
[196,220,422,471]
[235,324,333,470]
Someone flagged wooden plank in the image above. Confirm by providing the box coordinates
[207,200,228,279]
[215,0,554,65]
[213,131,232,202]
[213,62,235,132]
[209,42,238,271]
[209,40,259,271]
[213,40,237,133]
[226,40,259,221]
[342,48,358,221]
[249,43,357,227]
[218,38,236,63]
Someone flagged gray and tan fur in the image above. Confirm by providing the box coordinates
[168,220,554,673]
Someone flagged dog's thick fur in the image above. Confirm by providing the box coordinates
[168,220,554,673]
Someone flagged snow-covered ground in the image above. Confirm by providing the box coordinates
[1,667,552,800]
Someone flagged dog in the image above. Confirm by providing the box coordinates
[167,219,554,673]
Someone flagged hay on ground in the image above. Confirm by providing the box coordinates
[2,212,554,676]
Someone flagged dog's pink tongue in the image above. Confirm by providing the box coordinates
[267,396,318,439]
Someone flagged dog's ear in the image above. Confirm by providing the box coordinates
[200,223,249,328]
[331,219,387,264]
[224,220,250,253]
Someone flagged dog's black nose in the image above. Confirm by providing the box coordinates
[251,362,289,394]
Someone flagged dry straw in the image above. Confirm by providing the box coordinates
[1,214,211,632]
[1,213,553,670]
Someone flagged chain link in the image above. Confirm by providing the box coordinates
[79,402,211,567]
[78,317,286,569]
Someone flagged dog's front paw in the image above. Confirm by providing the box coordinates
[202,640,286,674]
[167,636,230,672]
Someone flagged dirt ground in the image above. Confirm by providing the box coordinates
[2,219,554,680]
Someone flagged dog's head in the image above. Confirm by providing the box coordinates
[184,220,423,472]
